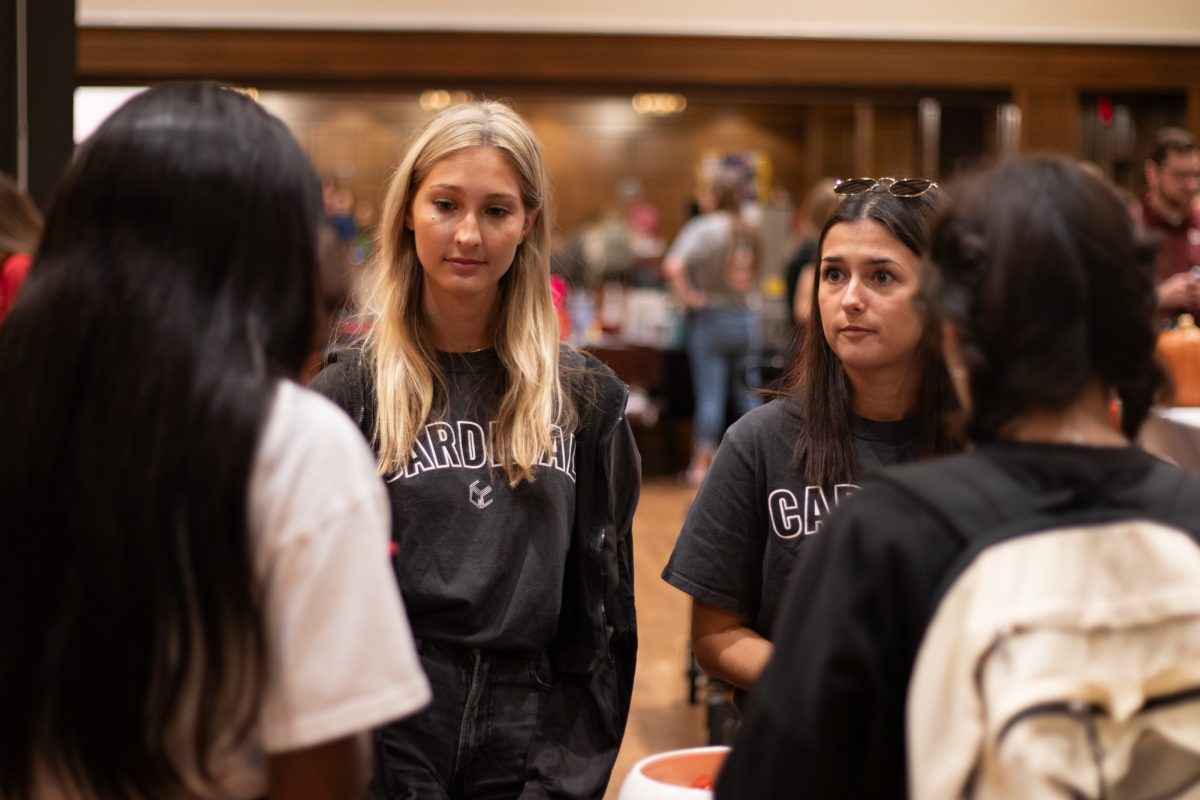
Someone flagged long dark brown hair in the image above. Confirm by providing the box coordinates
[776,183,960,487]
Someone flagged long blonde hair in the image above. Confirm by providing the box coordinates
[362,100,571,485]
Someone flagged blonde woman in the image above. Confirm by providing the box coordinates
[311,101,640,799]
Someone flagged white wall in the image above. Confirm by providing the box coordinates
[78,0,1200,45]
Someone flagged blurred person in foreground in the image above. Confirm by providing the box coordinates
[0,170,43,324]
[0,82,429,800]
[718,157,1188,798]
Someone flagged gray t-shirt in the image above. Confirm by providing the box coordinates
[667,211,751,310]
[662,397,918,640]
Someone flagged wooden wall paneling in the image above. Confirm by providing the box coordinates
[534,102,637,237]
[630,114,707,239]
[872,105,919,178]
[1190,83,1200,144]
[809,105,857,181]
[853,101,875,177]
[744,106,811,206]
[801,110,826,186]
[259,90,419,216]
[1012,83,1080,155]
[939,102,996,178]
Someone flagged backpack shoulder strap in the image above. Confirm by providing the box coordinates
[876,455,1042,545]
[1141,457,1200,520]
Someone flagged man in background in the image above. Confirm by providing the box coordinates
[1139,127,1200,314]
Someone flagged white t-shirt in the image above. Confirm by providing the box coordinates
[193,380,431,797]
[34,381,429,799]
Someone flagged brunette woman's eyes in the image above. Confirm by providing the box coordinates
[822,266,844,282]
[874,270,895,284]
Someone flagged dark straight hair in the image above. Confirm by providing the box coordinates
[777,184,960,487]
[0,82,322,798]
[924,156,1164,443]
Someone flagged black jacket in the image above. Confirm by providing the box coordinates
[312,346,639,799]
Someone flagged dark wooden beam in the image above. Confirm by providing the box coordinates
[78,28,1200,94]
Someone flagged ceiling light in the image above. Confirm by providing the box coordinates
[632,93,687,116]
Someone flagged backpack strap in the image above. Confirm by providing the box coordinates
[876,455,1043,546]
[1141,457,1200,520]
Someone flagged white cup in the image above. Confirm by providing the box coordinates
[617,745,730,800]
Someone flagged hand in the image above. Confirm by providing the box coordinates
[1157,271,1200,312]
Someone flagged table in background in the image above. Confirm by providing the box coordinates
[586,340,787,477]
[587,342,694,477]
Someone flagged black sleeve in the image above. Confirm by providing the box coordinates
[784,239,815,312]
[716,485,959,799]
[306,349,369,440]
[661,423,764,616]
[520,398,641,799]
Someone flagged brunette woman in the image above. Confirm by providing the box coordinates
[662,178,959,707]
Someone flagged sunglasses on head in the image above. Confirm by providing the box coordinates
[833,177,938,198]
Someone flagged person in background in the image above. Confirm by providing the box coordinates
[617,176,665,287]
[0,82,430,800]
[663,176,763,487]
[301,220,355,382]
[309,100,640,800]
[0,170,43,324]
[662,178,959,716]
[1137,127,1200,315]
[324,181,358,243]
[350,199,378,267]
[718,157,1179,798]
[784,177,838,333]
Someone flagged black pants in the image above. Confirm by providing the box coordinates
[367,639,552,800]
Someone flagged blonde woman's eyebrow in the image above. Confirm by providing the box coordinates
[427,183,519,202]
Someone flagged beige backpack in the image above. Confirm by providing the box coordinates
[887,459,1200,800]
